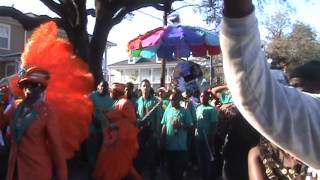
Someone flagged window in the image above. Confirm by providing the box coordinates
[5,63,16,76]
[0,23,10,49]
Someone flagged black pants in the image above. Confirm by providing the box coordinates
[0,129,9,180]
[165,150,187,180]
[134,128,158,179]
[86,132,103,175]
[195,140,215,180]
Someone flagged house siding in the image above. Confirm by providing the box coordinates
[0,17,25,54]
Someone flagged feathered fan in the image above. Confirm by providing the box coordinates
[20,21,94,159]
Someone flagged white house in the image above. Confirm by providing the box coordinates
[108,57,179,89]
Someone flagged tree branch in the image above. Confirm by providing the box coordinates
[0,6,62,30]
[86,8,96,17]
[111,8,130,25]
[39,0,62,16]
[132,2,165,11]
[108,0,167,26]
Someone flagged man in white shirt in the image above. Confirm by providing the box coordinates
[221,0,320,170]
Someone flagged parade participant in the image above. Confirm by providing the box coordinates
[161,89,193,180]
[195,90,219,180]
[248,62,320,180]
[215,102,260,180]
[180,90,197,175]
[157,87,170,112]
[94,83,140,180]
[181,90,197,122]
[0,21,94,179]
[210,85,233,105]
[126,82,138,110]
[0,67,67,180]
[135,79,162,180]
[221,0,320,169]
[87,80,113,175]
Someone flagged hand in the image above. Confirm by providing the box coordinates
[223,0,254,18]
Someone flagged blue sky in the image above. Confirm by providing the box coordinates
[1,0,319,64]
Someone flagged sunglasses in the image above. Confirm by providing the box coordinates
[22,82,43,89]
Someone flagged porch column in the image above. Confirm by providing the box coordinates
[151,68,154,84]
[138,68,141,82]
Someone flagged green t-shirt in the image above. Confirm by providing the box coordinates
[180,100,197,124]
[90,91,114,133]
[130,95,139,110]
[195,104,219,140]
[136,95,162,132]
[219,90,233,104]
[161,106,192,151]
[161,98,170,112]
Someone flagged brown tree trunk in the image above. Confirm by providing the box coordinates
[89,17,112,85]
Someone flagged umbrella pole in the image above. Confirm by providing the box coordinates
[210,55,214,87]
[160,0,171,88]
[160,58,166,87]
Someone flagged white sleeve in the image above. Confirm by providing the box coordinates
[220,11,320,169]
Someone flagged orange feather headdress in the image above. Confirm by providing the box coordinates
[20,21,94,159]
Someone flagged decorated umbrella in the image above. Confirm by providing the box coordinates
[171,60,204,93]
[128,25,220,59]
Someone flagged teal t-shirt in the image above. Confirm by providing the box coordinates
[195,104,219,140]
[162,98,170,112]
[136,95,162,132]
[180,100,197,124]
[161,106,192,151]
[130,95,139,110]
[90,91,114,133]
[219,90,233,104]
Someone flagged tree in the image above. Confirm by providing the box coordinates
[0,0,296,85]
[263,11,291,40]
[0,0,178,84]
[266,20,320,69]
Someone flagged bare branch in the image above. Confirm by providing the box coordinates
[39,0,62,16]
[0,6,62,30]
[111,8,130,25]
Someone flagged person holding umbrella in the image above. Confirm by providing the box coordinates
[160,89,193,180]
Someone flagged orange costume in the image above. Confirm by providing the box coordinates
[94,85,140,180]
[0,21,93,180]
[1,99,67,180]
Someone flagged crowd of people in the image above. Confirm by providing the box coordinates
[1,0,320,179]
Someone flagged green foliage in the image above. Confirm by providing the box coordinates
[265,20,320,69]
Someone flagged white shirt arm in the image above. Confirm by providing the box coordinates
[221,11,320,169]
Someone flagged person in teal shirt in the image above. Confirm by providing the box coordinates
[87,80,113,175]
[161,89,192,180]
[195,90,219,180]
[135,79,162,180]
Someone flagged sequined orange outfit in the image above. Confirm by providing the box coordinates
[1,100,67,180]
[95,97,140,180]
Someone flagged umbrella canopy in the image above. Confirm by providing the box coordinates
[128,25,220,59]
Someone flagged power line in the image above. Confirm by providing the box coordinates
[136,10,163,22]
